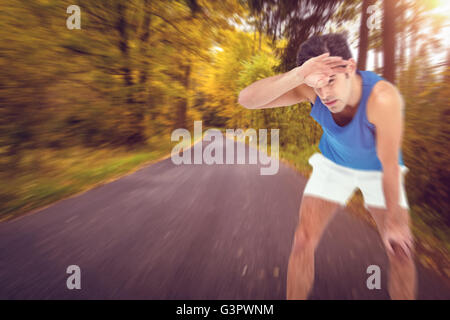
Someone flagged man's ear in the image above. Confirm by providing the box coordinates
[346,58,357,75]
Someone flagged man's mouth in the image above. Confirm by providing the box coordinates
[324,99,337,106]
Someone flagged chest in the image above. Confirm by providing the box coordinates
[331,106,359,127]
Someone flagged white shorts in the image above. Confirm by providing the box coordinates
[303,152,410,210]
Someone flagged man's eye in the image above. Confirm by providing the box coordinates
[328,79,334,84]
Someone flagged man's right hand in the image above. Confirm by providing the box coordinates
[296,52,349,88]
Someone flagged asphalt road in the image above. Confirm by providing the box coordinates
[0,130,449,299]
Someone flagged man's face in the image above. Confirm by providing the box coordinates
[313,71,352,114]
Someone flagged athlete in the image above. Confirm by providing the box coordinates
[238,33,417,300]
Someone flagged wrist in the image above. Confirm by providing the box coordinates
[386,206,408,223]
[291,65,307,85]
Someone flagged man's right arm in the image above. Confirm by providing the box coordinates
[237,52,348,110]
[238,67,314,109]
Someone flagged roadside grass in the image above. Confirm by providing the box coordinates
[0,134,175,222]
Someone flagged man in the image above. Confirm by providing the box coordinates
[238,33,417,300]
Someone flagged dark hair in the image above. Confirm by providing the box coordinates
[296,33,352,67]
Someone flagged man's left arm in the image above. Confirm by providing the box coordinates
[370,82,412,256]
[371,83,404,216]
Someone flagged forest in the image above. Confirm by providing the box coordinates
[0,0,448,278]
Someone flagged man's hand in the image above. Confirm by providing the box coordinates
[296,52,348,88]
[383,210,414,259]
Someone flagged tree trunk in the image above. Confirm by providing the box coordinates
[258,24,262,51]
[139,3,151,85]
[175,63,191,130]
[446,48,450,83]
[397,0,406,88]
[258,12,262,51]
[382,0,396,83]
[374,48,377,71]
[117,2,147,145]
[252,21,256,56]
[409,2,420,64]
[117,2,133,91]
[357,0,375,70]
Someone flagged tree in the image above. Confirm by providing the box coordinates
[357,0,376,70]
[247,0,348,72]
[382,0,396,83]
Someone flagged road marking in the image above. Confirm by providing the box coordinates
[273,267,280,278]
[65,215,79,223]
[241,264,248,276]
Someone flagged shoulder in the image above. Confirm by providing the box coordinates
[367,80,404,124]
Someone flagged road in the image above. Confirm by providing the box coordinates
[0,129,449,299]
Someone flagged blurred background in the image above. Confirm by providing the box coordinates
[0,0,449,289]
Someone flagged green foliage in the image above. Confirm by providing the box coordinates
[401,63,450,227]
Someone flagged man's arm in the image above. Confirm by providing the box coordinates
[238,53,347,109]
[370,81,404,215]
[370,81,413,256]
[238,67,312,109]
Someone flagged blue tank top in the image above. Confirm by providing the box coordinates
[310,69,405,171]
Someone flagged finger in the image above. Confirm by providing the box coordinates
[321,64,337,72]
[323,68,343,77]
[326,62,347,69]
[321,73,331,81]
[390,240,405,257]
[327,60,349,68]
[315,52,330,60]
[319,67,334,77]
[325,64,347,72]
[313,70,329,78]
[405,237,414,253]
[390,239,410,259]
[400,242,411,259]
[332,65,348,73]
[323,57,345,64]
[385,239,394,255]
